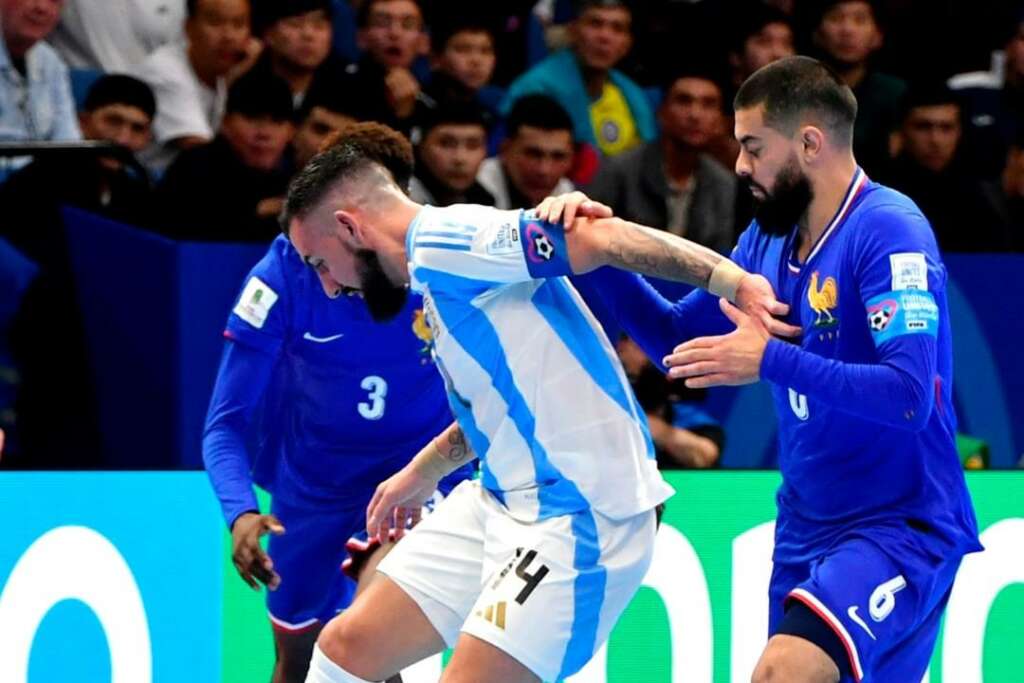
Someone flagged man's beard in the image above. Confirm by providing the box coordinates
[747,157,813,237]
[357,249,408,322]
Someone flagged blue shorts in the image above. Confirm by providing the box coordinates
[265,497,364,633]
[769,528,962,682]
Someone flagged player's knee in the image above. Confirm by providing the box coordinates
[317,616,374,676]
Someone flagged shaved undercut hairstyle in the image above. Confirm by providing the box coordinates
[734,55,858,148]
[281,122,413,233]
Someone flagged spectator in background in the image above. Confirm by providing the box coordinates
[0,0,80,168]
[0,75,155,227]
[154,70,294,242]
[882,83,1010,253]
[617,336,721,469]
[342,0,428,132]
[290,79,360,172]
[811,0,906,176]
[423,13,501,117]
[409,103,494,206]
[502,0,656,164]
[477,94,574,209]
[132,0,251,175]
[728,3,795,98]
[949,9,1024,179]
[982,130,1024,251]
[588,66,737,255]
[49,0,185,72]
[249,0,342,111]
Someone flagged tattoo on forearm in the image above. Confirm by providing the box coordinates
[445,427,470,463]
[606,221,723,287]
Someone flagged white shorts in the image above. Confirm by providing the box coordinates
[376,480,657,682]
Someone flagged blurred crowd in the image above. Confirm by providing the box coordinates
[1,0,1021,468]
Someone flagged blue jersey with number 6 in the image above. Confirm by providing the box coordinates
[203,235,463,526]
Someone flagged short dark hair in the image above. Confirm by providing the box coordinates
[83,75,157,120]
[297,78,364,123]
[430,11,497,54]
[282,122,414,232]
[898,82,961,123]
[662,62,727,103]
[357,0,425,29]
[253,0,332,35]
[506,95,574,139]
[419,101,488,137]
[731,2,793,54]
[811,0,884,31]
[734,56,857,147]
[573,0,631,19]
[226,71,295,122]
[188,0,252,19]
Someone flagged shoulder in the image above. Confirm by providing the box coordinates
[948,70,1002,91]
[508,50,574,92]
[607,142,649,173]
[697,153,736,187]
[29,41,68,72]
[866,71,907,95]
[848,184,939,256]
[134,42,189,83]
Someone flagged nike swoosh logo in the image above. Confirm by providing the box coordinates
[847,606,876,640]
[303,332,345,343]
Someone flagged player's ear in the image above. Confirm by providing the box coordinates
[333,210,367,247]
[799,125,825,161]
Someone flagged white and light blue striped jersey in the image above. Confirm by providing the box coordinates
[406,204,674,522]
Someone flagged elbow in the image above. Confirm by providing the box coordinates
[894,373,934,433]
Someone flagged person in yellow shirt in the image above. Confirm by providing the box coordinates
[502,0,656,173]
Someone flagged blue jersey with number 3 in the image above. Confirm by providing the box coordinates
[203,236,459,525]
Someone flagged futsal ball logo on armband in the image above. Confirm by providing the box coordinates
[524,223,555,262]
[867,299,898,331]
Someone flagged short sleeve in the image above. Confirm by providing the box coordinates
[409,206,572,294]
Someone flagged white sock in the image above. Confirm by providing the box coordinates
[305,643,374,683]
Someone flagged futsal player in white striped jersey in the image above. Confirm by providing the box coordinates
[281,123,792,683]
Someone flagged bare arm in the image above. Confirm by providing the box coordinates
[567,217,746,300]
[365,422,476,541]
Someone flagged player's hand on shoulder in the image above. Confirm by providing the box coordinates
[735,273,802,338]
[366,467,437,544]
[534,191,613,231]
[230,512,285,591]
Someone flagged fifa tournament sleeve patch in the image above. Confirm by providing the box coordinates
[518,210,571,279]
[866,290,939,346]
[485,220,521,256]
[233,276,279,329]
[889,252,928,291]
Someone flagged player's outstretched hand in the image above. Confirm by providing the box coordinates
[366,466,437,544]
[534,191,613,230]
[735,273,802,338]
[664,298,768,388]
[231,512,285,592]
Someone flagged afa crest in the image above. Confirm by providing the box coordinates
[808,271,839,338]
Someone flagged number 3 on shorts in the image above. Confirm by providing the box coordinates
[869,575,907,622]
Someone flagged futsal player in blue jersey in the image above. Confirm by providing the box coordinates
[557,57,982,683]
[277,122,789,683]
[202,125,473,683]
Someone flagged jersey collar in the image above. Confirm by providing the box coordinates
[787,167,868,274]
